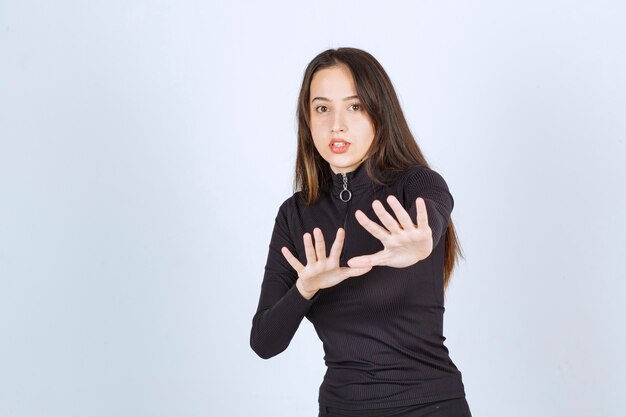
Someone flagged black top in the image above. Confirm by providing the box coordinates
[250,162,466,410]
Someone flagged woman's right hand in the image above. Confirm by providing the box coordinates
[281,227,373,300]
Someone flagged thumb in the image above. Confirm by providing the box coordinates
[347,255,373,268]
[348,250,388,268]
[345,265,373,277]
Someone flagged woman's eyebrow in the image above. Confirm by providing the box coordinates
[311,95,359,103]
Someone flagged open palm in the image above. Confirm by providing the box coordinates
[347,196,433,269]
[281,227,372,299]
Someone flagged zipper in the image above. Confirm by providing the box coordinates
[339,173,351,265]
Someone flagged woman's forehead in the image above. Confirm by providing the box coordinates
[310,65,357,99]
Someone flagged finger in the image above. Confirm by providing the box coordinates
[313,227,327,260]
[415,197,430,229]
[281,246,304,273]
[354,209,391,242]
[371,199,402,233]
[347,250,388,268]
[303,232,317,264]
[328,227,345,260]
[386,195,415,231]
[343,265,373,277]
[347,256,371,268]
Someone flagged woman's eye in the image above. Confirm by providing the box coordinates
[315,105,328,113]
[350,103,361,111]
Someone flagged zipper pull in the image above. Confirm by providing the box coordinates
[339,173,352,202]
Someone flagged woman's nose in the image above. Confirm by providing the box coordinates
[331,111,346,133]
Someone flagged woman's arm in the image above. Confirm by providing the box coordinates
[346,166,454,269]
[404,166,454,249]
[249,200,317,359]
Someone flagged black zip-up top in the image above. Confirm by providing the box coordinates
[250,162,466,410]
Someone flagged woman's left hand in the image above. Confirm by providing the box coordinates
[347,196,433,269]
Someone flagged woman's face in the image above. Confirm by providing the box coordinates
[309,64,375,174]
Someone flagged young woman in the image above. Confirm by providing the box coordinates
[250,47,472,417]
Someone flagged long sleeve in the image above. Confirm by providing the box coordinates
[250,198,317,359]
[404,166,454,249]
[250,165,467,408]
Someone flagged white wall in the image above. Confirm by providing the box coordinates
[1,1,625,416]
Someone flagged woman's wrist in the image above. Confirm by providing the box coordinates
[296,279,318,300]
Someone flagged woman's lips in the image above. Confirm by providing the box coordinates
[329,139,350,154]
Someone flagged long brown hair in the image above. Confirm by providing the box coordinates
[293,47,463,291]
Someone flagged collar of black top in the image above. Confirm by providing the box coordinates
[330,161,380,194]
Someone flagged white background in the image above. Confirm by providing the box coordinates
[1,1,625,416]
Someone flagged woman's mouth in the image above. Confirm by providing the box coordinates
[329,140,350,154]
